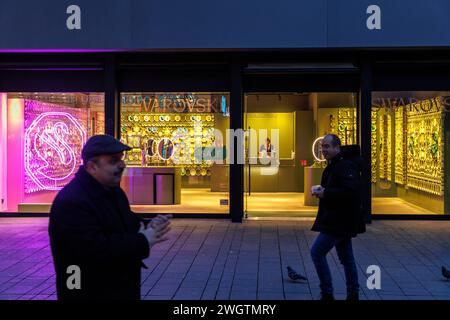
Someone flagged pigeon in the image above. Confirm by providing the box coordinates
[287,266,308,282]
[442,266,450,281]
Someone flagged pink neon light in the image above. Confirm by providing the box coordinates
[0,94,7,211]
[24,100,87,193]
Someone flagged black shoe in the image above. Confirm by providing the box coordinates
[346,292,359,301]
[287,266,307,281]
[320,293,335,301]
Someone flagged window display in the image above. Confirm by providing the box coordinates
[24,100,88,193]
[0,93,104,213]
[120,111,217,175]
[371,92,448,214]
[120,92,230,214]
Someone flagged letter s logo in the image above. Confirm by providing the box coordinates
[66,5,81,30]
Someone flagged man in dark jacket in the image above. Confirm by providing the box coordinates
[310,134,365,301]
[49,135,171,300]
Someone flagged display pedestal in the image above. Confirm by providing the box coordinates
[121,167,181,205]
[304,166,325,206]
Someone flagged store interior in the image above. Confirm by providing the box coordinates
[242,92,448,217]
[371,91,449,215]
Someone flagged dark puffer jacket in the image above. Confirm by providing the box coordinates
[311,153,366,237]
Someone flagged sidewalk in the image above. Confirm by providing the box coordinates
[0,218,449,300]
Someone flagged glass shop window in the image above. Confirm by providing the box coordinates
[371,92,449,215]
[0,93,105,213]
[119,92,230,214]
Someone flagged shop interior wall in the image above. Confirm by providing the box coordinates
[244,94,319,192]
[372,105,448,213]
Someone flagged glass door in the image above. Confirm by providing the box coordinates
[244,92,358,218]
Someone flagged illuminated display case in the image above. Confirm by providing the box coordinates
[371,109,378,183]
[394,106,406,185]
[120,112,217,177]
[372,97,445,196]
[405,98,444,196]
[336,108,357,146]
[120,93,229,179]
[0,93,105,213]
[326,107,357,147]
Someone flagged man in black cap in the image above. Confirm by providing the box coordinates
[49,134,172,300]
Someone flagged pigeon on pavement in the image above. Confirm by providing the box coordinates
[287,266,308,282]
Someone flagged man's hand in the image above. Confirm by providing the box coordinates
[139,218,171,247]
[150,214,173,229]
[316,187,325,199]
[139,214,173,231]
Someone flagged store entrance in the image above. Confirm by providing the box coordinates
[243,92,358,218]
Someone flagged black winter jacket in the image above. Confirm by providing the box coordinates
[48,166,150,300]
[311,153,366,237]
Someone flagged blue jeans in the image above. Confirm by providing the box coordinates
[310,233,360,295]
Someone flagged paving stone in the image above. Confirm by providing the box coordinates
[230,291,257,300]
[257,292,285,300]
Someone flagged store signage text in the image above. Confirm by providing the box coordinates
[66,5,81,30]
[122,95,225,113]
[372,97,450,113]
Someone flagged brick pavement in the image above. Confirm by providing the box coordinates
[0,218,449,300]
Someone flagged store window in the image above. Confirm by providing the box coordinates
[0,93,105,213]
[371,92,449,214]
[243,92,358,217]
[119,92,230,214]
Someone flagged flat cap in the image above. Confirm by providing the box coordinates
[82,134,131,163]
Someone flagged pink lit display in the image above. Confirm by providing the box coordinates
[24,100,87,193]
[0,94,7,211]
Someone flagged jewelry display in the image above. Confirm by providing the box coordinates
[371,97,444,196]
[120,111,218,177]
